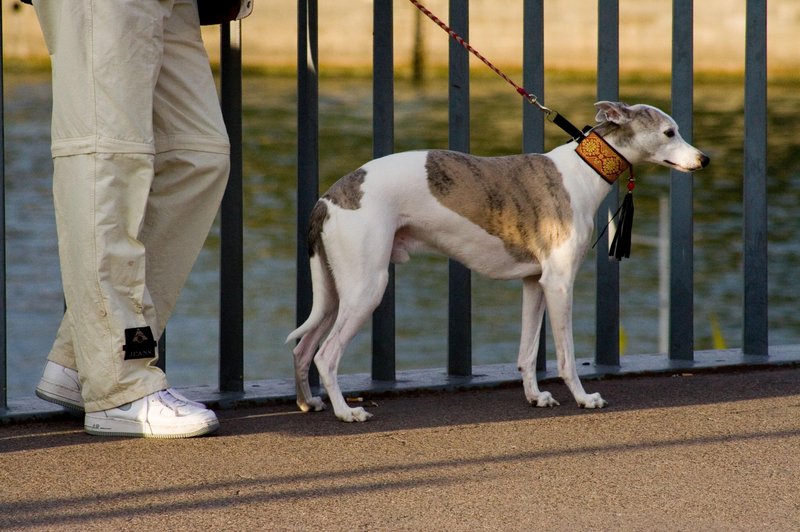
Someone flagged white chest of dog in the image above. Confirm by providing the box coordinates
[287,101,709,422]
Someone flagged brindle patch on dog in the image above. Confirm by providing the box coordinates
[425,150,573,262]
[322,168,366,210]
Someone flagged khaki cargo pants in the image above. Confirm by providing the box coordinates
[33,0,230,412]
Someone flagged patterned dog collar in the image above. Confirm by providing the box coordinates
[575,131,631,184]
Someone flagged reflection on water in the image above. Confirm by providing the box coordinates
[5,71,799,398]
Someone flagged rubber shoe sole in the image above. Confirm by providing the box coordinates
[84,418,220,439]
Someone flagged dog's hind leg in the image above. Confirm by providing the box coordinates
[305,205,396,421]
[315,307,380,422]
[517,276,559,407]
[541,265,608,409]
[315,266,390,422]
[292,312,335,412]
[288,253,338,413]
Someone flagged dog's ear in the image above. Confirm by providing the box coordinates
[594,101,633,125]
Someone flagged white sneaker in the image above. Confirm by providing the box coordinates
[36,361,84,412]
[84,389,219,438]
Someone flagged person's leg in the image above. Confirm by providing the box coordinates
[144,0,230,334]
[54,152,170,412]
[33,0,171,412]
[34,0,226,427]
[82,0,226,437]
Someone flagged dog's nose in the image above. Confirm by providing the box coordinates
[699,153,710,168]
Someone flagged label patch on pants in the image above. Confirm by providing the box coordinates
[123,327,157,360]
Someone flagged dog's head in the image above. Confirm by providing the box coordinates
[593,101,710,172]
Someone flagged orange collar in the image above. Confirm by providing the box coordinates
[575,131,631,184]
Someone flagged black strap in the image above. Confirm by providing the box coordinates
[548,112,586,142]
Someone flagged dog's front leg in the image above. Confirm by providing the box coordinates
[517,276,559,407]
[541,274,608,409]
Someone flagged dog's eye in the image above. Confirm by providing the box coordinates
[664,129,676,138]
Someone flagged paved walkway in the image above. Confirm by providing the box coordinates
[2,367,799,531]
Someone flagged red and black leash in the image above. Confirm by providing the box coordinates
[407,0,586,142]
[408,0,636,259]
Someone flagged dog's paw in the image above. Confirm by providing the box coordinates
[298,397,326,413]
[528,391,560,408]
[578,393,608,409]
[337,407,373,423]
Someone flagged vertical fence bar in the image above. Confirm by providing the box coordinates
[156,330,166,372]
[594,0,620,366]
[522,0,547,372]
[296,0,319,387]
[0,5,6,412]
[372,0,396,381]
[743,0,768,356]
[447,0,471,376]
[522,0,544,154]
[219,20,245,392]
[669,0,695,360]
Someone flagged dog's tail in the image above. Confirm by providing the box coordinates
[286,202,337,345]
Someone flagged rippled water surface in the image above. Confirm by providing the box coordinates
[5,71,799,398]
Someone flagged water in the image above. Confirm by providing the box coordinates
[5,71,800,399]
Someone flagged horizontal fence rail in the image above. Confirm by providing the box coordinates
[0,0,791,420]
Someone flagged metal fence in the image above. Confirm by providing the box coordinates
[0,0,785,418]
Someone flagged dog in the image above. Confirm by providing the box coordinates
[287,101,710,422]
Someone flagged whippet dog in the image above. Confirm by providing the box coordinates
[287,101,710,422]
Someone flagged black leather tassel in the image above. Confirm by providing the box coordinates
[609,189,634,260]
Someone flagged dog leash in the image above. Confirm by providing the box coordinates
[408,0,635,259]
[407,0,587,141]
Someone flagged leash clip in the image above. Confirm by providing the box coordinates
[519,89,553,118]
[529,95,554,118]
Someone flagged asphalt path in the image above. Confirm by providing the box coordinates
[2,367,799,531]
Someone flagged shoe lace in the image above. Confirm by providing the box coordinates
[158,388,205,415]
